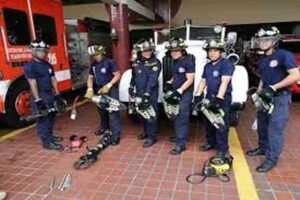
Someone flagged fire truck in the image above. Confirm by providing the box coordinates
[0,0,111,127]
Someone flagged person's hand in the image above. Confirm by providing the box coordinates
[163,82,173,93]
[98,83,112,95]
[54,94,67,113]
[207,97,223,113]
[139,93,150,110]
[164,90,182,105]
[35,99,47,113]
[193,94,204,110]
[259,86,276,103]
[128,85,135,97]
[84,88,94,99]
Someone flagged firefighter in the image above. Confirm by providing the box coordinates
[84,45,122,145]
[246,26,299,172]
[24,39,64,151]
[194,39,234,160]
[164,38,195,155]
[129,38,161,148]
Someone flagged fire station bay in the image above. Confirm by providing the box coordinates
[0,0,300,200]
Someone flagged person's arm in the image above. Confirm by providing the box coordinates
[87,75,94,89]
[27,79,40,101]
[217,76,232,99]
[195,79,206,95]
[177,73,194,93]
[272,68,300,90]
[257,80,263,92]
[51,76,59,94]
[109,70,121,87]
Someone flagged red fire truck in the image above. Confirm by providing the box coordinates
[0,0,111,127]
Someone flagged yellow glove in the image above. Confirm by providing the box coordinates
[98,83,112,95]
[84,88,94,99]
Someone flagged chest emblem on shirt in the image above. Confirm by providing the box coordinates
[101,68,107,74]
[152,66,158,72]
[138,69,142,74]
[48,68,52,74]
[178,67,185,73]
[269,60,278,68]
[213,70,219,77]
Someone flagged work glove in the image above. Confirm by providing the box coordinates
[139,93,151,110]
[54,94,67,113]
[128,85,135,97]
[84,88,94,99]
[259,86,276,103]
[35,99,48,113]
[98,83,112,95]
[163,82,173,93]
[207,97,223,113]
[164,90,182,105]
[193,94,204,110]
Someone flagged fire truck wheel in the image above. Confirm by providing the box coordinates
[2,80,32,128]
[230,110,240,127]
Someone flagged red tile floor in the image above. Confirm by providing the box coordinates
[0,99,299,200]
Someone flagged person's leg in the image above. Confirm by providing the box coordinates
[170,92,192,155]
[266,94,290,163]
[97,107,110,131]
[108,88,121,143]
[215,96,231,156]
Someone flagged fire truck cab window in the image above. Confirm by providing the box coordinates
[3,8,31,45]
[33,14,57,45]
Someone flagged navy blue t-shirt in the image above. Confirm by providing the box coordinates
[259,49,297,91]
[172,56,195,90]
[202,58,234,96]
[24,59,54,92]
[89,58,119,90]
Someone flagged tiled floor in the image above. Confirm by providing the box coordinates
[0,99,299,200]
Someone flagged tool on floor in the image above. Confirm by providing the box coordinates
[58,174,72,191]
[63,135,88,153]
[74,131,112,170]
[192,98,225,130]
[186,155,233,184]
[49,176,55,191]
[91,95,127,112]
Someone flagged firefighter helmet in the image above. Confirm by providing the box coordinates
[133,38,155,52]
[165,37,187,51]
[255,26,280,49]
[29,39,49,51]
[87,45,106,56]
[203,39,224,51]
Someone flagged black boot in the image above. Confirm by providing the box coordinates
[215,152,226,160]
[111,138,120,146]
[143,138,157,148]
[199,143,215,152]
[52,135,63,142]
[246,148,265,156]
[168,136,176,143]
[256,161,277,173]
[95,129,107,136]
[43,142,63,151]
[169,145,186,155]
[137,133,147,140]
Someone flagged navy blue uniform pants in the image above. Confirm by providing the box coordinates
[257,93,291,163]
[205,95,231,153]
[174,91,193,146]
[97,87,121,140]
